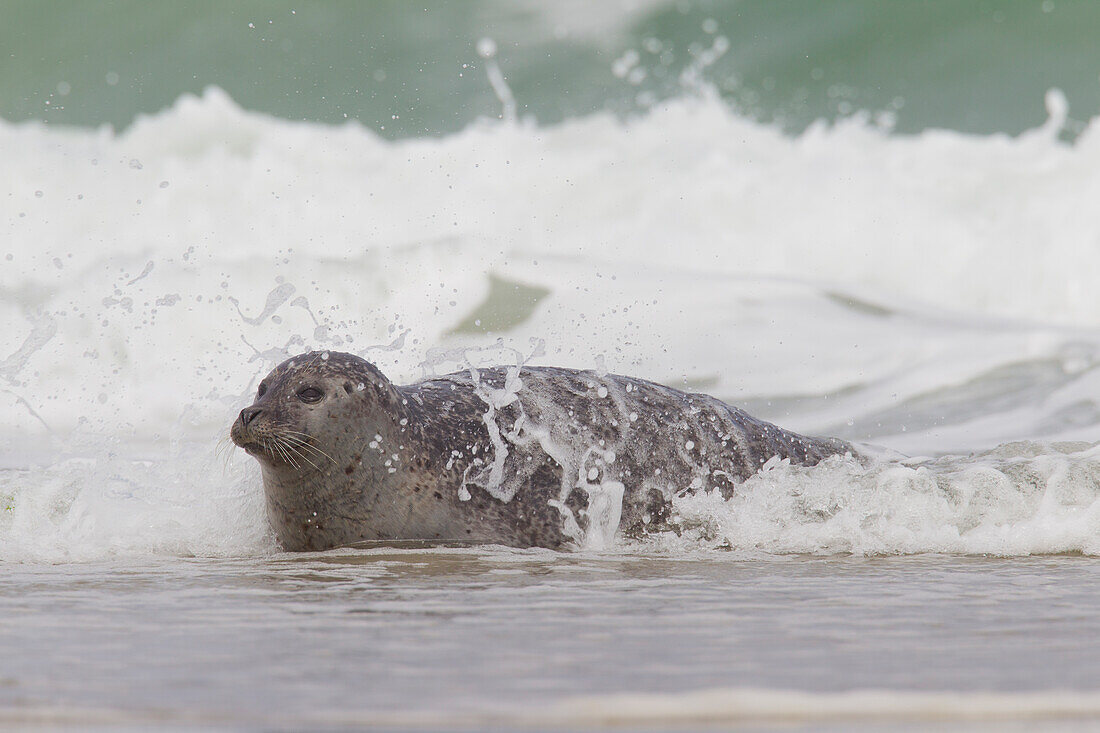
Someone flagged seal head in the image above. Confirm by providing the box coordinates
[230,351,409,550]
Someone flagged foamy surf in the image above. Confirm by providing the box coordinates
[668,441,1100,557]
[0,446,272,563]
[4,87,1100,562]
[5,439,1100,562]
[4,687,1100,729]
[4,88,1100,435]
[547,687,1100,728]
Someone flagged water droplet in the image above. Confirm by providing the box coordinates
[476,37,497,59]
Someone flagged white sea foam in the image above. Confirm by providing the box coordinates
[543,687,1100,728]
[668,441,1100,557]
[0,445,271,563]
[3,87,1100,561]
[9,687,1099,729]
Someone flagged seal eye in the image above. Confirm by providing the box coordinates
[297,386,324,404]
[257,383,268,399]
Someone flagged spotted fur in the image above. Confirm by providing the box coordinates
[230,351,854,550]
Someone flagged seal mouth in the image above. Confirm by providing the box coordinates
[231,419,335,472]
[234,433,288,465]
[230,419,279,463]
[230,418,258,450]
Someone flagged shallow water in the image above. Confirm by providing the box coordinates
[5,549,1100,730]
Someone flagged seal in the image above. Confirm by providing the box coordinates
[230,351,854,551]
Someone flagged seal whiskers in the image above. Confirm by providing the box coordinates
[279,430,339,467]
[279,439,323,472]
[214,434,237,469]
[266,437,300,470]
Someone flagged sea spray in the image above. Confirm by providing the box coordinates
[670,441,1100,556]
[4,88,1100,559]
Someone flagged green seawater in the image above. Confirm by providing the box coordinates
[3,0,1098,137]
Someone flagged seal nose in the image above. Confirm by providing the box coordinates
[240,407,263,426]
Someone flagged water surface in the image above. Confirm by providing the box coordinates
[5,549,1100,729]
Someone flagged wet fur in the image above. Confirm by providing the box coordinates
[231,352,853,551]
